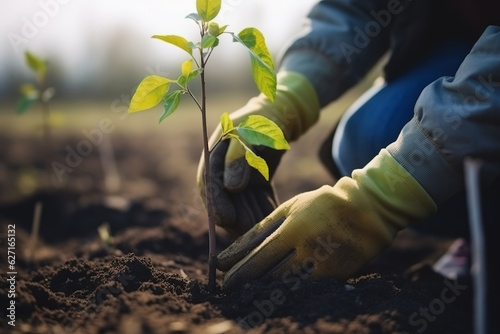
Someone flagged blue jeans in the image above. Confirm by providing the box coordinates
[332,41,473,175]
[330,41,496,238]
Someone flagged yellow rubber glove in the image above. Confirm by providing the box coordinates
[197,71,320,235]
[217,149,437,290]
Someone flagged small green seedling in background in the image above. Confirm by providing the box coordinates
[98,222,114,251]
[129,0,290,290]
[17,51,56,185]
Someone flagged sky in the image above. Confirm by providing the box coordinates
[0,0,318,98]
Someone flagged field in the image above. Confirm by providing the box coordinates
[0,96,475,333]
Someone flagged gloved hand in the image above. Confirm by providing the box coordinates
[217,149,437,290]
[197,71,320,235]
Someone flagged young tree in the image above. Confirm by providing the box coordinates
[17,51,56,185]
[129,0,289,290]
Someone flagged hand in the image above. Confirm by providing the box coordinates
[207,139,282,236]
[217,149,437,290]
[197,72,320,235]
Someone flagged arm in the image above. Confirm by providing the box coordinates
[198,0,396,234]
[216,26,500,289]
[280,0,393,106]
[388,25,500,204]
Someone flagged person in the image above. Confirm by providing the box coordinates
[197,0,500,292]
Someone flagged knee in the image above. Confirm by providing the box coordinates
[332,115,373,177]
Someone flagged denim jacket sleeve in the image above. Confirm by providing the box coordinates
[279,0,393,107]
[387,26,500,203]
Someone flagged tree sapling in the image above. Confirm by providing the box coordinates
[16,51,56,185]
[129,0,290,290]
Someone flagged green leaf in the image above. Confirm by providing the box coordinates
[160,90,183,123]
[129,75,173,113]
[186,12,202,22]
[236,115,290,150]
[244,149,269,181]
[182,59,193,76]
[25,51,47,77]
[227,134,270,180]
[220,112,235,134]
[249,55,276,102]
[218,25,228,35]
[208,22,220,36]
[201,35,217,48]
[237,28,274,70]
[177,75,188,89]
[208,22,228,36]
[232,28,276,101]
[16,83,39,114]
[196,0,221,21]
[188,68,203,81]
[16,94,38,114]
[178,68,203,90]
[152,35,192,55]
[20,83,38,96]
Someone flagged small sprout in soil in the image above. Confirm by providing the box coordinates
[98,135,121,194]
[98,222,114,251]
[179,268,188,279]
[16,51,56,187]
[128,0,289,291]
[26,201,43,262]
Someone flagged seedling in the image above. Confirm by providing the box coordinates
[25,201,43,262]
[98,222,114,251]
[129,0,290,290]
[17,51,56,184]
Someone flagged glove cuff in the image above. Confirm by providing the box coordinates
[352,149,437,229]
[246,71,320,141]
[276,71,321,140]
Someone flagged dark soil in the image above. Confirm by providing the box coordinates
[0,133,476,333]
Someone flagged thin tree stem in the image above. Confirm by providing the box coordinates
[187,88,202,110]
[38,76,53,187]
[199,32,217,292]
[41,102,51,164]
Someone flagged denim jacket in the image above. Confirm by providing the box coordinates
[280,0,500,204]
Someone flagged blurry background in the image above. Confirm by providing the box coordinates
[1,0,318,99]
[0,0,374,206]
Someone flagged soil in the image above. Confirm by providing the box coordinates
[0,131,477,334]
